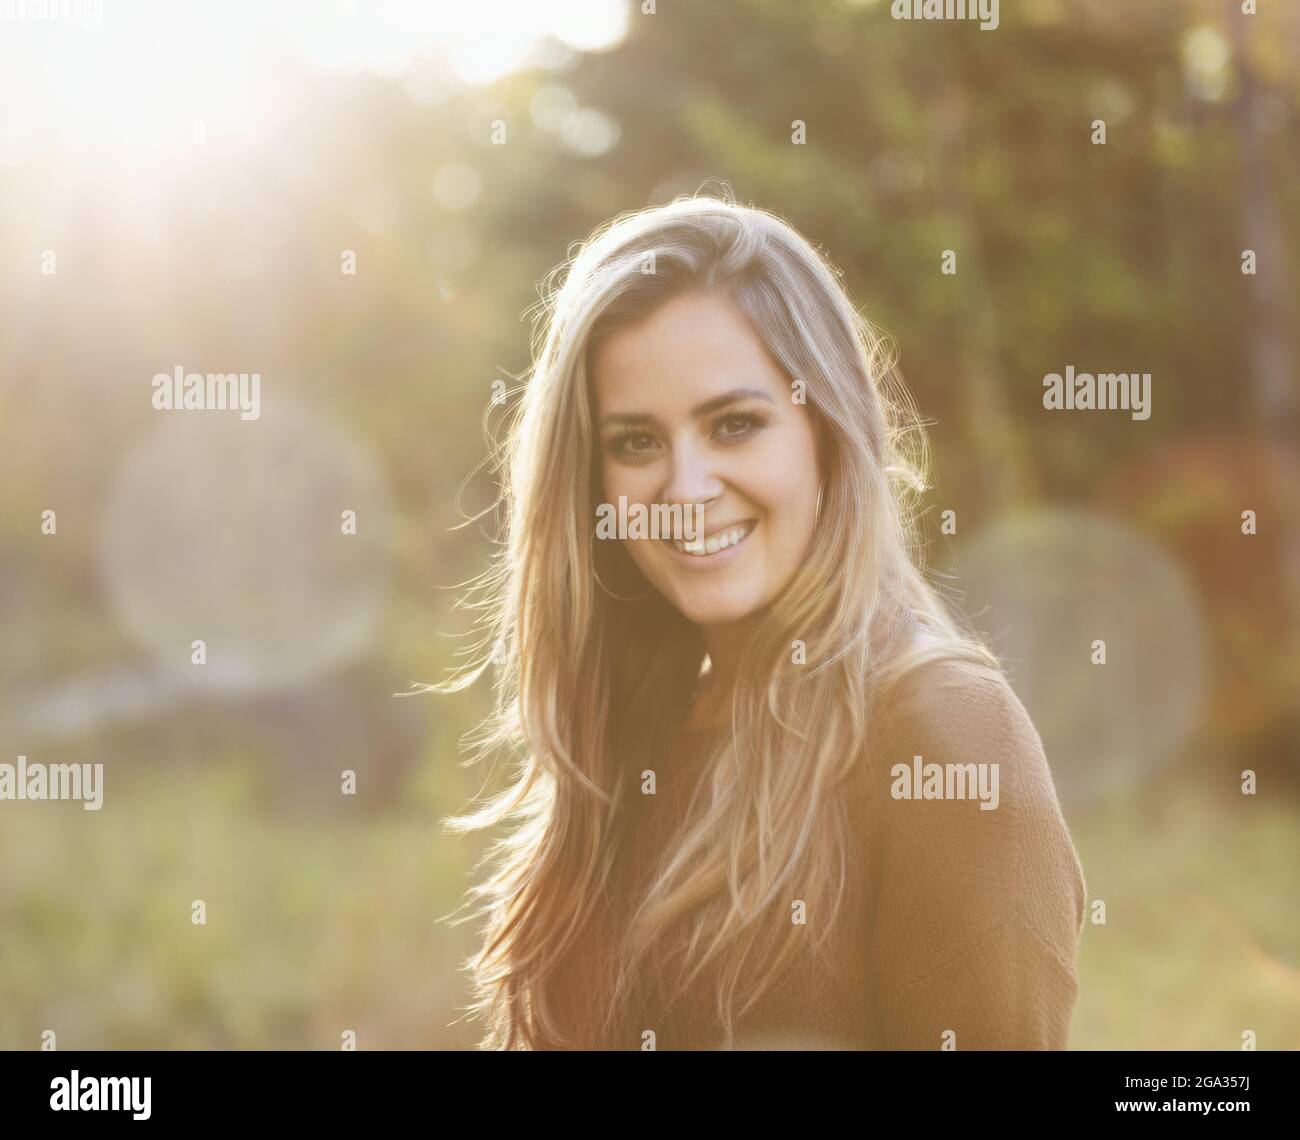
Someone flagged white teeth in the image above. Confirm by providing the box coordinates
[672,522,752,557]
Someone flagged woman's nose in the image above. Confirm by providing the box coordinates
[661,438,723,509]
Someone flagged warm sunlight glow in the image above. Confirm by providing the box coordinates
[0,0,632,163]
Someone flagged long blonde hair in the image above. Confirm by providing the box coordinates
[432,190,1000,1049]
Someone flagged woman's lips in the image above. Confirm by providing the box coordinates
[660,519,756,567]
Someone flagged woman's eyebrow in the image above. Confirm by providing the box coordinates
[599,387,775,428]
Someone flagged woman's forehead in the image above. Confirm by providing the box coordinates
[590,293,786,416]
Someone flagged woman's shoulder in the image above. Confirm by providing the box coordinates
[860,651,1063,830]
[868,654,1044,789]
[854,652,1088,1046]
[857,651,1087,950]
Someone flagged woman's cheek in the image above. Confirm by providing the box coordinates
[599,464,646,509]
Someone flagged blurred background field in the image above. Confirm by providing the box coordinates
[1,0,1297,1049]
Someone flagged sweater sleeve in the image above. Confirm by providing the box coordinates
[861,658,1087,1050]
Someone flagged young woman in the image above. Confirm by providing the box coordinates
[436,194,1087,1050]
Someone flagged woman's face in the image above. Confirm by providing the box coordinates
[590,289,823,629]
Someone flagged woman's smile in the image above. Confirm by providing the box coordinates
[661,518,757,569]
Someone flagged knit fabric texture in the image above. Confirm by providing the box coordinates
[554,656,1087,1050]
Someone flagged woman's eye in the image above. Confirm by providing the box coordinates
[608,431,657,459]
[713,412,761,440]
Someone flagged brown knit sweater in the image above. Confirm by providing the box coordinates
[557,656,1087,1050]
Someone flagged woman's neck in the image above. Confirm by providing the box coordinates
[700,615,758,691]
[684,657,735,733]
[680,612,765,733]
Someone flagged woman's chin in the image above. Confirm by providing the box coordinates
[669,591,762,628]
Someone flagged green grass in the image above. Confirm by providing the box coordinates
[2,753,1295,1049]
[1070,769,1300,1050]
